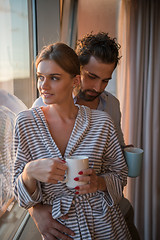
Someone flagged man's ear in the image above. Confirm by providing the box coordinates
[72,75,81,97]
[73,75,81,88]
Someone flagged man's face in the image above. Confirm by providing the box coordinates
[79,56,115,101]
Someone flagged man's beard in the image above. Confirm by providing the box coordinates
[78,89,102,102]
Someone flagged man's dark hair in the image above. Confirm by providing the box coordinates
[75,32,121,69]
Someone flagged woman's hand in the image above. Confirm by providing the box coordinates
[74,168,107,194]
[26,158,67,183]
[22,158,67,194]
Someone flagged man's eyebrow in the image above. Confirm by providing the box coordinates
[87,71,112,81]
[84,70,100,78]
[88,71,100,78]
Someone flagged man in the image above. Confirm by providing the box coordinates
[31,32,140,240]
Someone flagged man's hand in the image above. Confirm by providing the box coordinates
[28,204,74,240]
[122,144,134,149]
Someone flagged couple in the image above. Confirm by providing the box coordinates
[13,33,138,239]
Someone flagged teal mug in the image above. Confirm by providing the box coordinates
[124,147,143,177]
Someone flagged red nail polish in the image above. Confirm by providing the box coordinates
[78,171,83,175]
[75,191,79,194]
[75,186,79,190]
[74,177,79,181]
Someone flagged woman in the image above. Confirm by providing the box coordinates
[13,43,131,239]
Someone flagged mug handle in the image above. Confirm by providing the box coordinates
[60,174,68,183]
[59,163,68,183]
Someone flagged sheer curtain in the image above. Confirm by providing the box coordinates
[117,0,160,239]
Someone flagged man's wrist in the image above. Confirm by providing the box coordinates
[28,203,43,216]
[122,144,134,149]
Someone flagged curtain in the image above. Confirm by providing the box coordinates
[60,0,78,49]
[117,0,160,239]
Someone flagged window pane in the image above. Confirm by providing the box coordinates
[0,0,34,238]
[0,0,35,107]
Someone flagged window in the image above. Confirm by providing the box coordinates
[0,0,36,108]
[0,0,36,238]
[0,0,61,238]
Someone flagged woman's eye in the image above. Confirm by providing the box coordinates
[37,76,44,81]
[37,75,60,81]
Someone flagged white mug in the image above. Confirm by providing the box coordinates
[62,156,89,188]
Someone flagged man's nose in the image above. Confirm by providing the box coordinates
[93,80,102,92]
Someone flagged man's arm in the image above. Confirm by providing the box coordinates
[28,204,74,240]
[103,91,125,147]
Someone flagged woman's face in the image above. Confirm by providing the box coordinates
[37,60,74,105]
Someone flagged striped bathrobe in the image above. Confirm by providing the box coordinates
[13,105,131,239]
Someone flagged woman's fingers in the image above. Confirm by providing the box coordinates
[78,168,93,176]
[75,168,95,182]
[55,160,68,171]
[47,160,67,182]
[31,158,68,183]
[74,168,99,194]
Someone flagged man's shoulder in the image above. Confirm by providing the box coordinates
[32,97,46,107]
[103,91,120,104]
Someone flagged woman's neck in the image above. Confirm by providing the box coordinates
[43,101,78,122]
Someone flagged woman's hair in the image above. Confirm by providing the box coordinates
[75,32,121,69]
[36,42,80,76]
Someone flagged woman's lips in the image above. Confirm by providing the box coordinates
[41,93,53,98]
